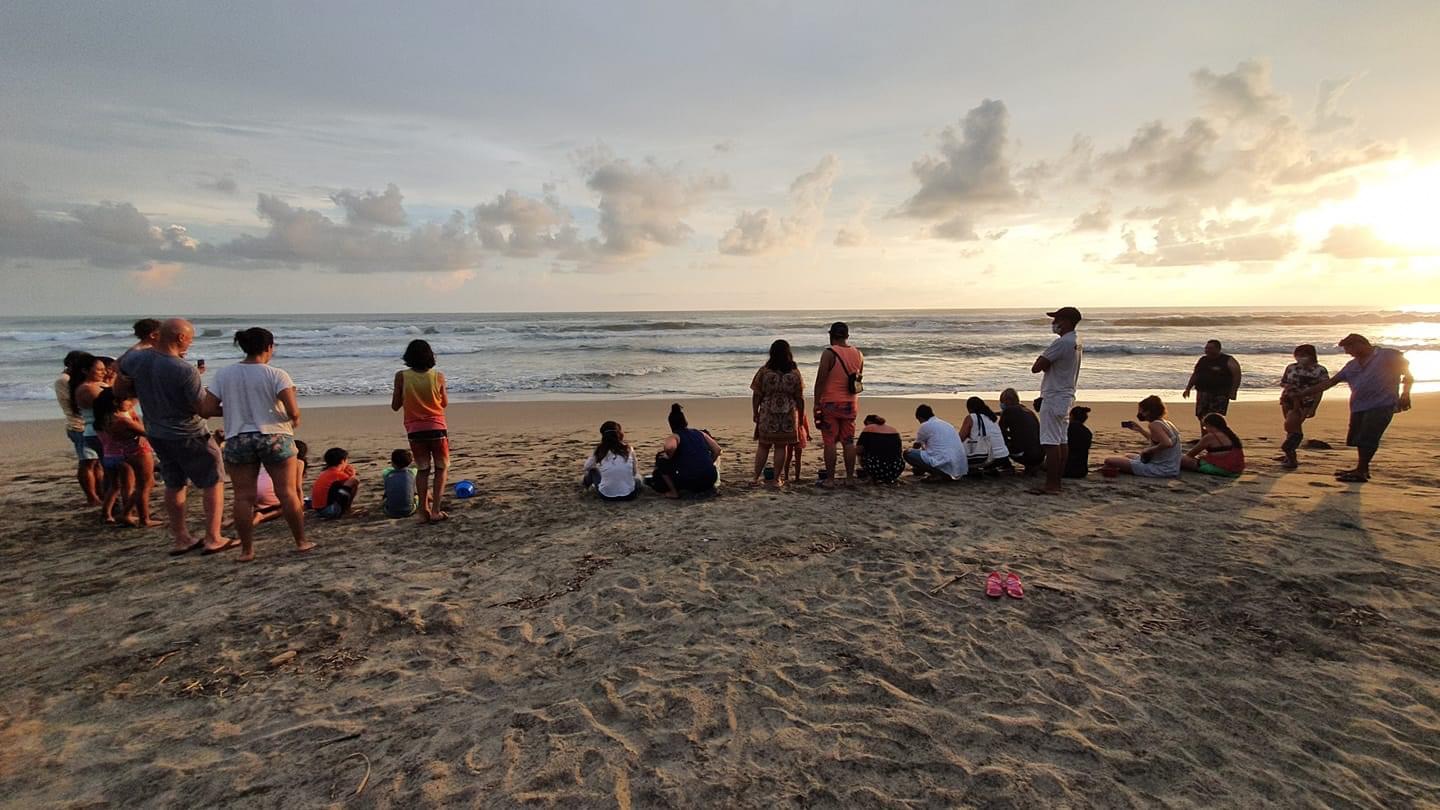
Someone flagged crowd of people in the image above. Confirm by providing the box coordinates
[52,310,1416,559]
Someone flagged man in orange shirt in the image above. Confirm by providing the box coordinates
[813,322,864,487]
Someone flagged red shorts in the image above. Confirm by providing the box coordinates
[817,401,856,445]
[407,430,450,469]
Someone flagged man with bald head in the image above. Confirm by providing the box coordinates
[117,318,233,555]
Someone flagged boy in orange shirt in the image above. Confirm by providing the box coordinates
[311,447,360,519]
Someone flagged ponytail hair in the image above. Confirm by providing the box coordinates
[593,420,630,463]
[667,403,688,433]
[1201,412,1243,449]
[234,327,274,357]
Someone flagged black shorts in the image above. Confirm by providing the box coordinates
[1346,407,1394,451]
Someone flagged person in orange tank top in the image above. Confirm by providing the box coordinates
[813,321,863,487]
[391,339,450,523]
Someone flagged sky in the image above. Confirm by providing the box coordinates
[2,1,1440,315]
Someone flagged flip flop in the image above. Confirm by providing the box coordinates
[167,540,203,557]
[1004,573,1024,599]
[985,571,1004,598]
[201,539,241,555]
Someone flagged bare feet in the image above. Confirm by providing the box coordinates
[428,510,449,522]
[294,542,317,553]
[236,550,256,563]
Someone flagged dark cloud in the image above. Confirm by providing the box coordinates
[473,188,579,257]
[216,194,483,272]
[898,99,1020,226]
[579,148,728,258]
[329,182,407,226]
[199,175,238,194]
[929,216,979,241]
[1318,225,1434,259]
[719,154,838,256]
[0,192,197,267]
[1071,201,1112,232]
[1191,60,1284,123]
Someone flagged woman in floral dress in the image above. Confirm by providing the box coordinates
[750,339,806,487]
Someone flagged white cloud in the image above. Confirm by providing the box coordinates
[473,188,579,257]
[1097,119,1220,193]
[1112,213,1297,266]
[719,154,838,256]
[1071,201,1112,232]
[1312,78,1356,134]
[929,216,979,241]
[580,149,728,258]
[1192,60,1284,123]
[834,202,871,247]
[0,192,198,267]
[330,182,407,226]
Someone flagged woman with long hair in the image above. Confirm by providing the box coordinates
[959,396,1011,473]
[1183,412,1246,477]
[582,421,641,501]
[749,339,806,487]
[392,339,450,523]
[202,327,311,561]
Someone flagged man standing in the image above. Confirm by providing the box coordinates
[1030,307,1083,494]
[116,318,234,554]
[55,350,101,505]
[1184,340,1242,425]
[813,321,863,486]
[1298,334,1413,483]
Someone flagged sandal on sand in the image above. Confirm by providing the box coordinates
[168,540,203,557]
[985,572,1004,598]
[1004,572,1024,599]
[201,539,240,555]
[1335,472,1368,483]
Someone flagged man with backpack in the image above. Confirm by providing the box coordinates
[814,321,864,487]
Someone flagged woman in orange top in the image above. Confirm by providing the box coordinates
[391,339,450,523]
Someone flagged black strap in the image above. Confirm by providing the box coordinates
[829,348,860,377]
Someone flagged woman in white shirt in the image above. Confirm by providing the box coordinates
[582,421,641,501]
[960,396,1012,474]
[201,327,312,561]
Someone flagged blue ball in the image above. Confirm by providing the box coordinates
[454,480,478,499]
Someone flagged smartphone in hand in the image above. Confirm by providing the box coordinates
[1121,420,1136,429]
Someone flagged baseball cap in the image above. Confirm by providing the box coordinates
[1046,306,1082,323]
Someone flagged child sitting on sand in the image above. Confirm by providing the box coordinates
[93,388,157,527]
[382,448,419,518]
[1182,412,1246,477]
[1063,406,1092,478]
[311,447,360,519]
[582,421,640,501]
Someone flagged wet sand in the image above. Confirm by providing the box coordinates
[1,395,1437,807]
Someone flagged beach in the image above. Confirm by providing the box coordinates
[1,395,1437,807]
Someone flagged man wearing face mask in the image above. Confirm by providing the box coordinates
[1030,307,1083,494]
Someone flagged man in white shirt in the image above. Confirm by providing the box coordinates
[1031,306,1083,494]
[904,404,968,480]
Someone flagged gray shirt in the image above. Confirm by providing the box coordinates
[118,349,206,440]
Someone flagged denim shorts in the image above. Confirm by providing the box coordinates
[149,434,224,489]
[69,429,99,461]
[222,432,297,466]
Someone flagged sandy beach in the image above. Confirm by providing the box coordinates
[1,394,1437,807]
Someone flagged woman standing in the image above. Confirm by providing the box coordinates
[203,327,312,561]
[1278,344,1329,469]
[1103,395,1183,478]
[749,340,805,487]
[70,354,113,521]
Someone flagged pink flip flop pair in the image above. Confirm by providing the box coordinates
[985,571,1024,599]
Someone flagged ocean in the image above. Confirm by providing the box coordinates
[4,308,1437,420]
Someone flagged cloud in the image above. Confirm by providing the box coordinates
[473,188,579,257]
[1097,119,1221,193]
[930,216,979,241]
[1112,213,1297,266]
[579,148,728,258]
[199,176,238,194]
[898,99,1020,225]
[1191,60,1284,122]
[131,260,184,289]
[330,183,407,226]
[216,194,484,272]
[1071,201,1113,232]
[713,140,735,154]
[1318,225,1435,259]
[719,154,838,256]
[0,192,198,267]
[422,269,477,292]
[1312,78,1356,134]
[1271,141,1398,185]
[834,202,871,247]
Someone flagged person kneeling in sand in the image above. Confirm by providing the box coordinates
[904,404,968,481]
[1182,413,1246,477]
[1103,396,1182,479]
[383,448,419,518]
[312,447,361,519]
[583,421,641,501]
[856,414,905,484]
[649,404,722,498]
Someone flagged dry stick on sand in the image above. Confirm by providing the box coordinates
[341,752,371,797]
[928,570,968,595]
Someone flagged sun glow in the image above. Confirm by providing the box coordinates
[1295,162,1440,252]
